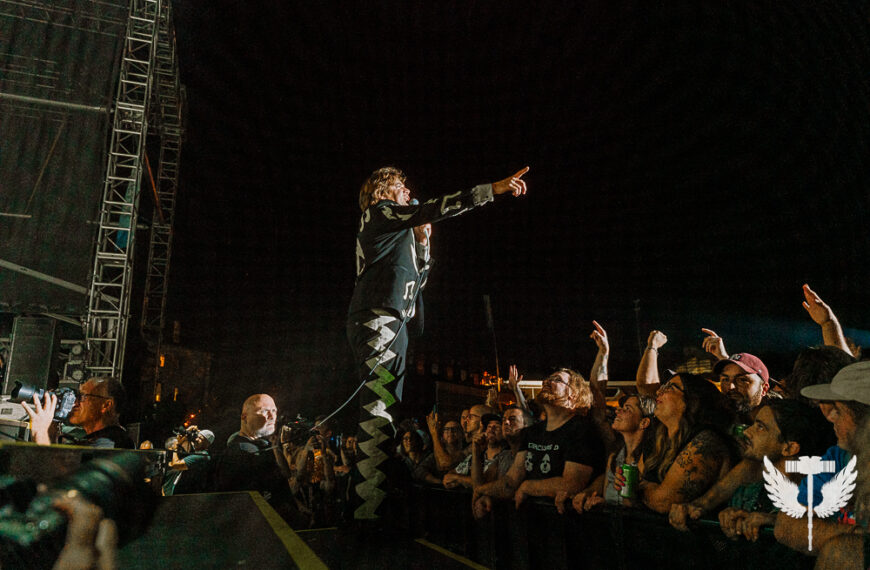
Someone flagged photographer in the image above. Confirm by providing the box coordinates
[163,427,215,496]
[213,394,293,503]
[22,377,134,449]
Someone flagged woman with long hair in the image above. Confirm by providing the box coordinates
[564,394,657,513]
[625,373,739,513]
[397,429,441,486]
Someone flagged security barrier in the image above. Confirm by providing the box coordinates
[411,485,815,569]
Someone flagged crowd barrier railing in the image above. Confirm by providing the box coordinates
[409,485,815,569]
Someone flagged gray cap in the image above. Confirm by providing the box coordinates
[199,429,216,445]
[801,361,870,405]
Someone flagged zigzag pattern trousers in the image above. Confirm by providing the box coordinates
[346,308,408,520]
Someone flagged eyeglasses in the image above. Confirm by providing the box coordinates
[658,381,684,394]
[79,393,112,401]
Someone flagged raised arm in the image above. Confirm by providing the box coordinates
[802,284,853,356]
[365,167,529,233]
[507,365,530,415]
[589,320,609,402]
[701,328,729,361]
[636,330,667,397]
[426,411,463,471]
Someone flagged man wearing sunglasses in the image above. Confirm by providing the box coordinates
[23,377,134,449]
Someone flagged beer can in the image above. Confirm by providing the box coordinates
[620,464,639,499]
[732,424,749,440]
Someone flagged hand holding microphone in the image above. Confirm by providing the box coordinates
[410,198,432,245]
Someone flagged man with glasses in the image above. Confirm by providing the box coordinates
[24,376,134,448]
[471,368,604,517]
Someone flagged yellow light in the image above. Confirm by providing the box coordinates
[159,355,165,367]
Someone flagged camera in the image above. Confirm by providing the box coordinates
[277,414,316,447]
[0,452,156,569]
[8,382,78,421]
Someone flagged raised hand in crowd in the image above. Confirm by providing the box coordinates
[589,320,609,387]
[636,330,667,397]
[802,283,853,356]
[507,364,530,415]
[701,328,729,360]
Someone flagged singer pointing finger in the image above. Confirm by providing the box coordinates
[347,165,529,520]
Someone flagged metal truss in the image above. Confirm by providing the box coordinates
[0,0,128,39]
[140,0,183,383]
[84,0,161,380]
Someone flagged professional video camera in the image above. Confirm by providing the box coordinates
[0,452,156,569]
[8,382,77,421]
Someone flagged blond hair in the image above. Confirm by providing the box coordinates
[359,166,405,211]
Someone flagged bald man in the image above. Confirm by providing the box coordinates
[213,394,289,502]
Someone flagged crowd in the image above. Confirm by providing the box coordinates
[16,283,870,568]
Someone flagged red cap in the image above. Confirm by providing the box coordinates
[713,353,770,385]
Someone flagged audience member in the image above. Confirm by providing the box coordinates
[564,394,655,514]
[713,353,772,422]
[774,361,870,554]
[782,344,855,403]
[472,368,604,518]
[622,373,737,514]
[398,429,441,485]
[23,377,135,449]
[668,399,831,538]
[446,413,510,489]
[426,412,466,472]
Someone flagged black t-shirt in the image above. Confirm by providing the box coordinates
[213,434,287,502]
[520,414,605,481]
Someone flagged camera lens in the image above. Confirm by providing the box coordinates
[9,382,44,404]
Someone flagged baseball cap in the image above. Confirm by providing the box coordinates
[801,361,870,405]
[199,429,216,445]
[713,353,770,385]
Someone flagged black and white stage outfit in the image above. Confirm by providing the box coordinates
[347,183,495,519]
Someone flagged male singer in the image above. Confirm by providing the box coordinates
[347,165,529,520]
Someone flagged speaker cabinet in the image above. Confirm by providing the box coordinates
[2,317,60,395]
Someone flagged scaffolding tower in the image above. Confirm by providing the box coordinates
[140,0,184,393]
[85,0,179,381]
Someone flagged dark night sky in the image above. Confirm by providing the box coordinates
[163,1,870,415]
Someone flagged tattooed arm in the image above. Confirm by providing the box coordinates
[642,430,730,514]
[669,458,762,530]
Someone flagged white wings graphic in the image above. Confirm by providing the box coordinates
[814,455,857,519]
[763,456,806,518]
